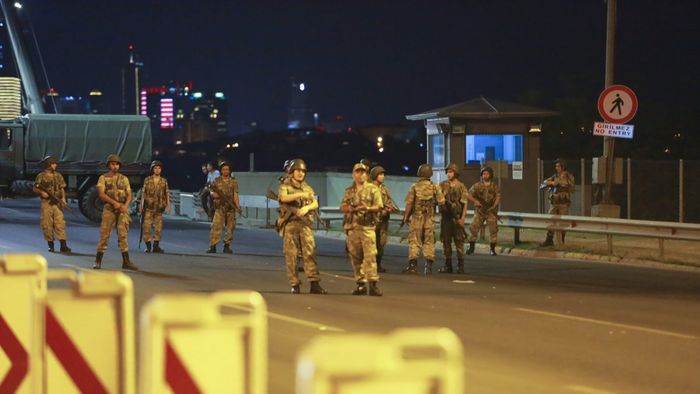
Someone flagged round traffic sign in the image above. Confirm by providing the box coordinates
[597,84,638,124]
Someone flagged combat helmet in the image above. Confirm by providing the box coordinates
[360,158,372,168]
[219,160,232,171]
[445,163,459,176]
[417,164,433,178]
[289,159,307,172]
[283,159,293,172]
[480,166,494,178]
[352,163,368,172]
[150,160,163,172]
[106,154,122,166]
[42,155,57,168]
[370,166,385,181]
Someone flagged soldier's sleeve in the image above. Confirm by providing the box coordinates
[96,175,106,191]
[57,173,66,189]
[434,184,446,204]
[340,187,353,206]
[495,183,501,199]
[278,183,288,198]
[372,185,384,209]
[459,183,468,204]
[404,185,415,205]
[33,172,43,187]
[468,183,477,196]
[124,175,132,194]
[233,178,239,193]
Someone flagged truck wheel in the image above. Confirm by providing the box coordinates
[10,180,35,196]
[80,185,104,223]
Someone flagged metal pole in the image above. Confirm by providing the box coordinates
[679,159,684,223]
[537,158,542,213]
[134,67,140,114]
[602,0,617,204]
[249,152,254,172]
[626,158,631,219]
[580,158,585,216]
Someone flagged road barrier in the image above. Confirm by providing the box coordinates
[139,290,268,394]
[45,269,135,394]
[0,254,46,394]
[296,327,464,394]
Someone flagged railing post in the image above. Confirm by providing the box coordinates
[514,228,520,245]
[607,234,613,256]
[659,238,665,260]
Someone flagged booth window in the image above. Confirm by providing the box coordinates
[465,134,522,164]
[428,134,445,168]
[0,128,11,150]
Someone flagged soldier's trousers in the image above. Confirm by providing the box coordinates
[142,210,163,242]
[468,211,498,243]
[547,204,570,238]
[408,213,436,260]
[283,221,320,286]
[97,207,130,253]
[375,219,389,261]
[348,226,379,283]
[209,209,236,246]
[40,201,66,241]
[441,218,465,259]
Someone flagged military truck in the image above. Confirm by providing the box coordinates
[0,113,152,222]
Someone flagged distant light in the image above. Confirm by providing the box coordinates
[378,147,384,153]
[215,92,224,98]
[403,166,409,172]
[232,142,239,148]
[14,2,22,9]
[313,113,319,120]
[128,44,134,50]
[226,144,231,148]
[529,123,542,133]
[299,83,305,91]
[419,143,424,148]
[175,140,182,145]
[64,96,74,101]
[89,90,102,96]
[377,136,383,142]
[193,92,203,99]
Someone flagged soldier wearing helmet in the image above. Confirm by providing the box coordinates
[139,160,170,253]
[95,153,138,270]
[438,163,469,274]
[277,158,327,294]
[33,155,71,253]
[400,163,446,275]
[540,158,575,246]
[466,166,501,256]
[340,163,384,295]
[206,161,240,254]
[370,165,398,273]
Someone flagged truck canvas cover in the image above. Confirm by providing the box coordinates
[23,114,152,164]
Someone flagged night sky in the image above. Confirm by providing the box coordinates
[22,0,700,133]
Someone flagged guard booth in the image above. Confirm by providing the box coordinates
[406,97,557,212]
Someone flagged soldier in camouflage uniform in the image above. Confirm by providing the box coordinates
[140,160,171,253]
[33,156,71,253]
[370,165,398,273]
[206,161,240,254]
[466,166,501,256]
[278,159,327,294]
[438,163,469,273]
[540,158,575,246]
[401,164,446,275]
[341,163,384,296]
[95,154,138,270]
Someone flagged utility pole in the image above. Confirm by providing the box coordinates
[602,0,617,204]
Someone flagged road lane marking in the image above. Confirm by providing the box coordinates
[226,304,345,333]
[516,307,697,340]
[60,263,92,272]
[321,272,356,281]
[565,385,618,394]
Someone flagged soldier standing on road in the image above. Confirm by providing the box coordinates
[278,159,327,294]
[202,161,220,221]
[466,167,501,256]
[401,164,446,275]
[540,159,575,246]
[341,163,384,295]
[206,161,240,254]
[438,163,468,273]
[140,160,171,253]
[370,165,398,273]
[33,155,71,253]
[94,154,138,270]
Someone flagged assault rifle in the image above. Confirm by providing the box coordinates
[208,182,246,218]
[35,183,79,218]
[267,189,325,232]
[540,175,556,192]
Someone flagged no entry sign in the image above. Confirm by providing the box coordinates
[598,85,638,124]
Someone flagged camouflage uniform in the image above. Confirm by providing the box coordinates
[467,181,501,243]
[278,178,321,287]
[543,170,575,244]
[34,170,67,242]
[373,181,397,269]
[439,178,468,261]
[342,182,383,284]
[142,175,169,242]
[96,173,132,253]
[209,176,239,248]
[404,179,446,269]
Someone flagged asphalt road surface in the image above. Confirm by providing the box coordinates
[2,199,699,394]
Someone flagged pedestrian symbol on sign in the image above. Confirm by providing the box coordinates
[610,94,624,116]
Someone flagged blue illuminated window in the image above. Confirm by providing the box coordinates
[465,134,523,164]
[428,134,445,168]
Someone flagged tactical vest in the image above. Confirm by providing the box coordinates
[104,174,129,203]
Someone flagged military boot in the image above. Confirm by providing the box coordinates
[369,281,383,296]
[540,233,554,247]
[489,243,497,256]
[466,242,475,255]
[121,252,139,271]
[291,284,301,294]
[93,252,104,269]
[376,256,386,273]
[153,241,164,253]
[206,245,216,253]
[424,260,433,275]
[47,240,55,252]
[352,282,367,295]
[222,244,233,254]
[401,259,418,275]
[309,281,328,294]
[456,257,465,274]
[144,241,152,253]
[59,240,71,253]
[438,258,453,274]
